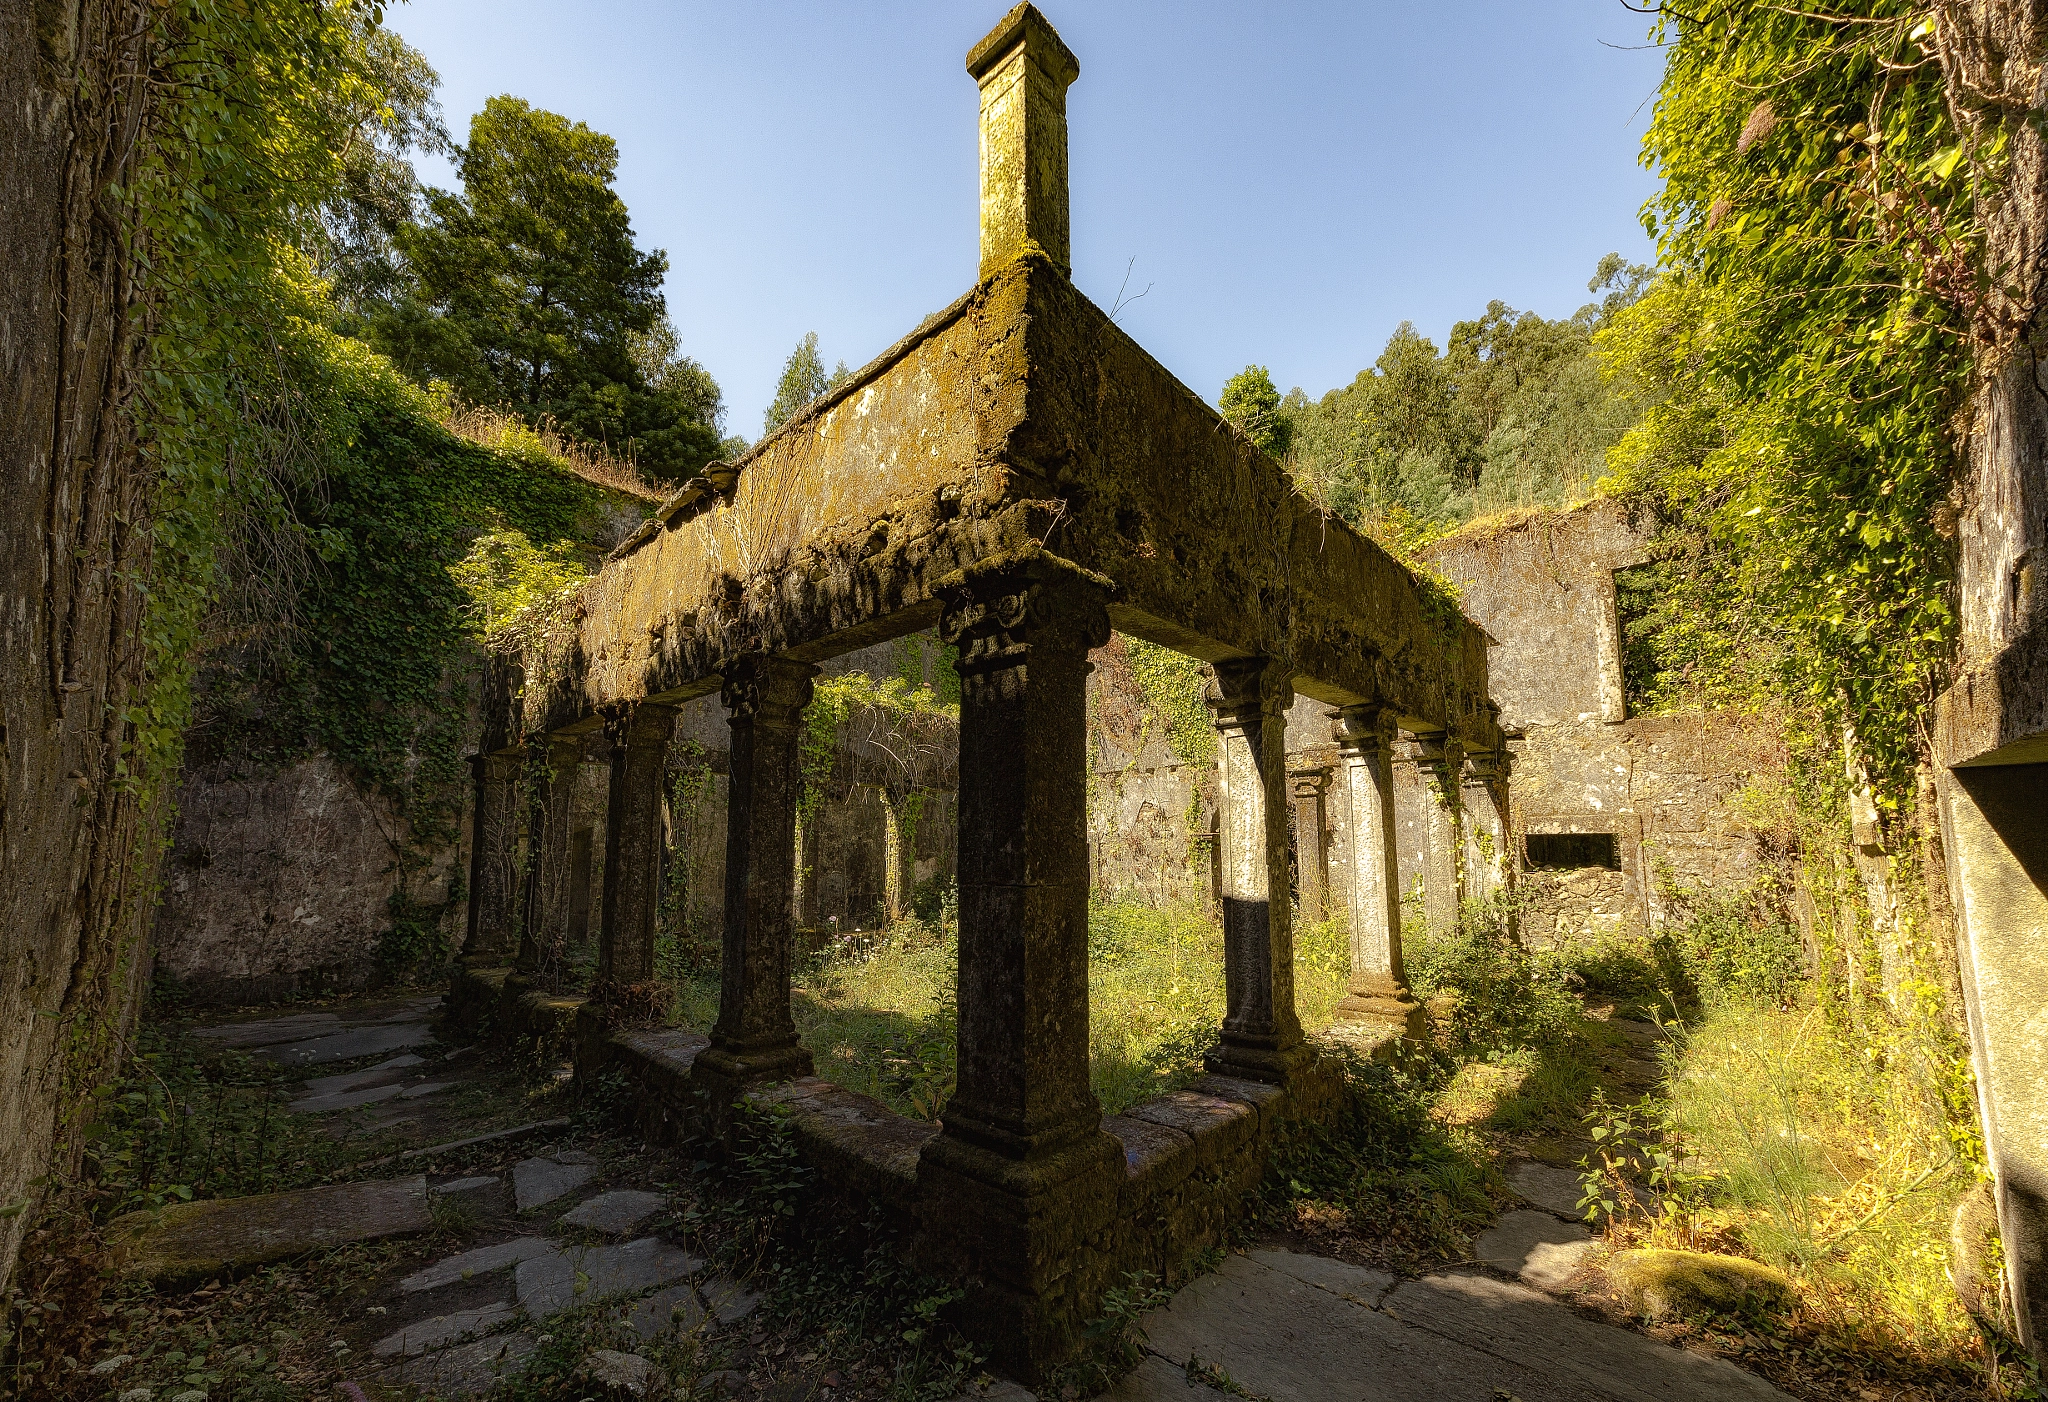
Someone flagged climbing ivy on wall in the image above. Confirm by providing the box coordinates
[1122,640,1214,769]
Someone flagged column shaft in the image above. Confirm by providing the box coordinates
[1291,770,1330,924]
[694,656,818,1094]
[1205,657,1307,1084]
[1410,734,1465,941]
[517,735,583,984]
[1332,705,1422,1034]
[1461,750,1511,906]
[597,703,674,993]
[462,753,522,966]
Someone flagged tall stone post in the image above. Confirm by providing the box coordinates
[915,553,1122,1376]
[693,656,819,1100]
[516,734,584,986]
[1330,705,1424,1036]
[1406,732,1466,940]
[882,785,917,924]
[462,752,522,967]
[597,703,675,997]
[1290,767,1332,923]
[968,2,1079,279]
[1205,657,1309,1085]
[1461,747,1511,906]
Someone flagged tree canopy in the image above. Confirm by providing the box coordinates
[763,331,851,436]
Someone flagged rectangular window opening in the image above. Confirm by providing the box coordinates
[1526,832,1619,871]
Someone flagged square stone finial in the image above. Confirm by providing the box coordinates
[967,3,1079,280]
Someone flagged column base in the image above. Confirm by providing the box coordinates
[1203,1034,1316,1088]
[688,1039,815,1108]
[1334,975,1427,1039]
[914,1125,1124,1380]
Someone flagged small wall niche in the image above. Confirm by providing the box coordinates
[1526,831,1620,870]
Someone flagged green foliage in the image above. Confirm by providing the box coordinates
[1603,3,1972,803]
[1218,365,1293,459]
[1121,638,1215,769]
[447,529,590,635]
[378,95,724,483]
[798,668,959,822]
[763,331,852,435]
[1408,904,1587,1058]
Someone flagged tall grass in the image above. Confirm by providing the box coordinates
[1662,1003,1979,1361]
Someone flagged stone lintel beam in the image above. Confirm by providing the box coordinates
[693,655,820,1099]
[1204,656,1310,1086]
[968,3,1079,279]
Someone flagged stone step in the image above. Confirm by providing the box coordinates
[108,1176,431,1286]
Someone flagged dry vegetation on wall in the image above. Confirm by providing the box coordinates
[435,393,662,504]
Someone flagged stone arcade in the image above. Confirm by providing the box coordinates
[454,5,1505,1374]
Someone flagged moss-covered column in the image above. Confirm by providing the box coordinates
[1461,747,1511,907]
[1290,767,1331,923]
[1331,704,1422,1035]
[516,734,584,985]
[1205,656,1309,1085]
[597,702,675,997]
[915,552,1122,1376]
[1407,731,1465,941]
[693,656,819,1099]
[967,2,1079,279]
[462,753,523,967]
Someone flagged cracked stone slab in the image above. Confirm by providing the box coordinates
[560,1189,668,1236]
[388,1329,535,1392]
[699,1274,761,1325]
[289,1082,408,1114]
[1510,1160,1591,1219]
[513,1155,595,1211]
[300,1054,426,1098]
[108,1177,430,1286]
[515,1237,703,1318]
[1473,1209,1594,1290]
[255,1022,435,1066]
[400,1236,560,1293]
[1112,1251,1791,1402]
[1242,1249,1393,1305]
[432,1175,500,1199]
[622,1281,705,1339]
[373,1302,518,1358]
[187,1013,341,1048]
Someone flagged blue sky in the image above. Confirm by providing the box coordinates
[386,2,1670,442]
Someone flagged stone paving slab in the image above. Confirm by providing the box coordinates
[187,1012,341,1048]
[289,1082,408,1114]
[515,1237,702,1318]
[386,1329,535,1392]
[622,1281,705,1339]
[109,1177,430,1285]
[432,1175,500,1199]
[700,1274,761,1325]
[1509,1160,1588,1218]
[561,1189,667,1236]
[372,1302,519,1358]
[513,1155,595,1211]
[255,1022,435,1066]
[1472,1209,1594,1290]
[400,1236,559,1293]
[1101,1251,1792,1402]
[301,1054,426,1098]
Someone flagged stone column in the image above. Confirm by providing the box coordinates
[516,734,584,986]
[882,785,916,923]
[1205,656,1309,1085]
[967,2,1080,279]
[1331,705,1423,1036]
[915,552,1122,1374]
[1406,732,1466,940]
[597,702,675,996]
[1290,767,1332,923]
[693,656,819,1097]
[1461,748,1511,906]
[462,752,522,966]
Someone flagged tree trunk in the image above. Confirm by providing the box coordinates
[0,0,161,1291]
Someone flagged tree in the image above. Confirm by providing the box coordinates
[1219,365,1293,460]
[763,331,850,436]
[380,96,723,484]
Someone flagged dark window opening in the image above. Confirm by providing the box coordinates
[1526,832,1619,870]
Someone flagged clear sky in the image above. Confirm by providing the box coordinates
[385,2,1670,442]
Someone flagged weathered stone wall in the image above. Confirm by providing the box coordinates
[152,756,465,1001]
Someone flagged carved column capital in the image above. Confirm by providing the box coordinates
[937,551,1113,677]
[720,654,818,726]
[1329,702,1399,756]
[1210,655,1295,729]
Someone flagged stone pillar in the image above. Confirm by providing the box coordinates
[694,656,819,1098]
[915,553,1122,1375]
[1289,767,1332,923]
[882,785,917,923]
[1406,731,1465,940]
[1595,568,1628,724]
[1331,704,1423,1036]
[516,734,584,985]
[597,702,675,996]
[1461,747,1511,906]
[1938,762,2048,1354]
[1205,656,1309,1085]
[462,752,522,966]
[967,2,1079,279]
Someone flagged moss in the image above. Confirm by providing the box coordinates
[1607,1247,1793,1321]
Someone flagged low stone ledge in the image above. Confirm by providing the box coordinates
[1124,1085,1260,1163]
[749,1076,939,1209]
[445,966,511,1042]
[495,984,586,1061]
[1103,1114,1197,1191]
